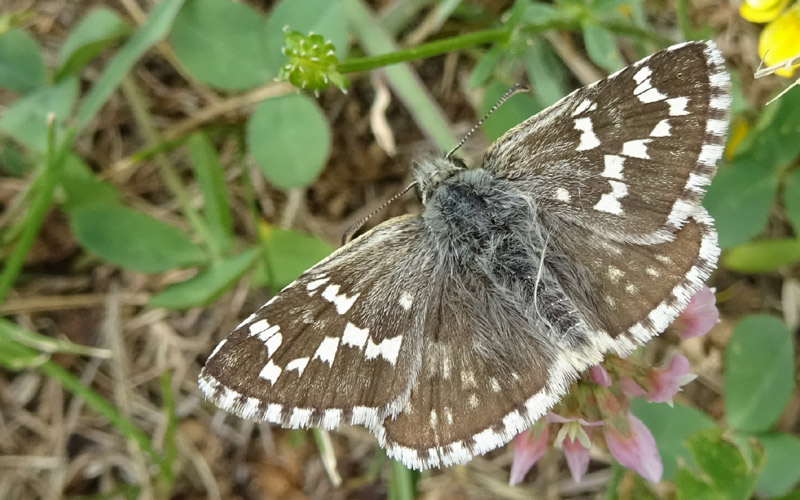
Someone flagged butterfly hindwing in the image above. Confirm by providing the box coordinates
[550,208,718,356]
[482,41,730,244]
[200,215,432,431]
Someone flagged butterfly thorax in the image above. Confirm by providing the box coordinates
[420,166,592,366]
[421,166,543,290]
[414,157,467,204]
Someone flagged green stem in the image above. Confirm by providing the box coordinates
[388,460,416,500]
[598,19,673,46]
[338,28,509,73]
[675,0,692,41]
[120,76,219,260]
[0,120,73,305]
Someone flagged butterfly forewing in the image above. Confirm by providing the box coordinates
[200,216,431,430]
[482,41,730,244]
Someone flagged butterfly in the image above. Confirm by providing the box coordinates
[199,40,730,470]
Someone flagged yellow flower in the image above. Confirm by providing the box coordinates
[759,2,800,76]
[741,0,790,22]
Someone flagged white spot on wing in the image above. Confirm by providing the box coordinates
[429,410,438,429]
[622,139,651,159]
[442,356,452,379]
[259,360,282,384]
[312,336,340,366]
[572,99,593,116]
[468,394,479,408]
[342,322,369,349]
[289,408,312,427]
[445,407,454,424]
[208,339,227,361]
[399,291,414,310]
[638,87,667,103]
[248,319,270,337]
[322,409,342,429]
[286,357,310,376]
[574,117,600,151]
[256,324,280,343]
[321,284,359,314]
[699,144,723,166]
[306,276,329,292]
[555,187,571,202]
[710,94,731,110]
[667,96,690,116]
[633,66,652,84]
[706,118,727,136]
[461,370,477,388]
[602,155,625,179]
[364,335,403,365]
[650,119,671,137]
[265,332,282,358]
[608,266,624,282]
[593,180,628,215]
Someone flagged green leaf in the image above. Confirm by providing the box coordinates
[248,93,331,190]
[708,86,800,247]
[262,226,333,290]
[525,38,568,107]
[56,7,130,81]
[704,161,779,248]
[481,81,541,142]
[0,77,78,152]
[722,238,800,272]
[582,23,624,73]
[724,315,794,432]
[755,432,800,496]
[732,86,800,171]
[524,2,568,24]
[187,133,234,255]
[149,248,260,309]
[70,204,207,273]
[591,0,640,13]
[0,142,30,176]
[59,154,122,212]
[75,0,185,129]
[783,168,800,236]
[675,429,764,500]
[169,0,270,91]
[0,27,46,94]
[263,0,349,78]
[468,46,503,89]
[631,400,716,480]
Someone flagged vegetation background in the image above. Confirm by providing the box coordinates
[0,0,798,499]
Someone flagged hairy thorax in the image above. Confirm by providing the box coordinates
[419,164,540,288]
[417,161,589,360]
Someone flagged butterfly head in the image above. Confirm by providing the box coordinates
[414,156,468,204]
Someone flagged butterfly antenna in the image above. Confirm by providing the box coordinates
[445,83,531,160]
[341,182,417,245]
